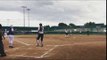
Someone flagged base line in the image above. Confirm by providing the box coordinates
[14,40,31,46]
[40,45,58,58]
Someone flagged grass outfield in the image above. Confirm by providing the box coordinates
[0,34,106,60]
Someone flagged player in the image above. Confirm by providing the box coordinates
[65,29,69,37]
[7,25,14,48]
[87,30,90,36]
[0,24,6,57]
[4,29,7,38]
[36,23,44,47]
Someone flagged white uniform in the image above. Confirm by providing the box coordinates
[65,29,69,37]
[8,35,14,46]
[38,26,44,34]
[8,27,14,47]
[4,29,7,38]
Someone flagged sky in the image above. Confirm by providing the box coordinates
[0,0,106,27]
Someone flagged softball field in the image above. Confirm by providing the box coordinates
[0,34,106,60]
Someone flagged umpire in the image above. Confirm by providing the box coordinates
[0,24,6,57]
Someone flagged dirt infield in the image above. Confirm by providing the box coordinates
[0,34,106,60]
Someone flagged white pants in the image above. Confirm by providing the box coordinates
[4,33,7,38]
[8,35,14,46]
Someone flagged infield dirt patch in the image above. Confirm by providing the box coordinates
[0,34,106,60]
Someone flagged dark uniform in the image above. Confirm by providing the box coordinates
[0,24,6,57]
[8,27,14,35]
[37,26,44,41]
[36,23,44,47]
[65,29,69,37]
[87,31,90,35]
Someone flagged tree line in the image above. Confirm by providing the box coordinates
[44,22,106,31]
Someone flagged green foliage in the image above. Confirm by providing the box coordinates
[2,22,106,35]
[44,25,50,31]
[58,23,68,28]
[69,23,76,28]
[84,22,96,28]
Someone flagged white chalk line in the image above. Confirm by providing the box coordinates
[7,42,92,58]
[46,44,74,47]
[7,44,73,58]
[5,43,98,58]
[14,40,31,46]
[6,41,73,58]
[39,44,74,58]
[5,37,73,58]
[5,46,25,52]
[40,45,58,58]
[7,45,59,58]
[8,55,41,58]
[5,38,31,52]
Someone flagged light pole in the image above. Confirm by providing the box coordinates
[27,8,30,27]
[22,6,27,27]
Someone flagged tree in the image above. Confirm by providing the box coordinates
[84,22,96,28]
[69,23,76,28]
[44,25,50,31]
[58,23,68,28]
[84,22,96,32]
[50,26,59,31]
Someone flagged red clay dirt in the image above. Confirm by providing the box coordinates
[0,34,106,60]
